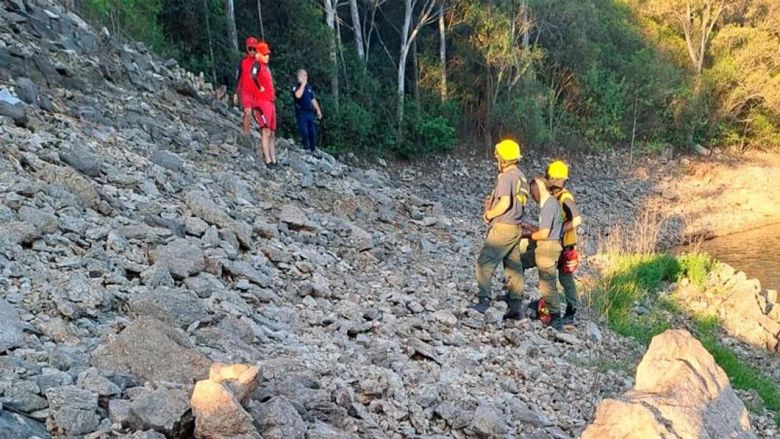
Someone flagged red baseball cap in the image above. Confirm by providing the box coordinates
[255,41,271,55]
[245,36,259,50]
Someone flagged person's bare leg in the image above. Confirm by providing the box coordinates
[270,131,277,163]
[242,108,252,134]
[261,128,272,164]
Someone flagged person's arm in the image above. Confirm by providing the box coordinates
[483,196,511,223]
[233,62,242,105]
[294,82,306,99]
[531,200,554,240]
[251,62,265,93]
[312,98,322,119]
[562,199,582,232]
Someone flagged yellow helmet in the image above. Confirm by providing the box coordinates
[546,160,569,179]
[494,139,522,162]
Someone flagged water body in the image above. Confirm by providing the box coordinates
[678,223,780,290]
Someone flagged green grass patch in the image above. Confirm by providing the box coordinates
[589,252,681,334]
[678,252,714,287]
[694,317,780,425]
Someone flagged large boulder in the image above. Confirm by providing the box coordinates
[91,317,210,384]
[581,329,755,439]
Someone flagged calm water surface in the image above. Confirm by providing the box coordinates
[677,223,780,290]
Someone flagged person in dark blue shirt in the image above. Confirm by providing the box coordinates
[291,69,323,155]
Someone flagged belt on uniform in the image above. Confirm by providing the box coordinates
[490,222,522,229]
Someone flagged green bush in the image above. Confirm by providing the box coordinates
[392,103,456,158]
[581,66,628,149]
[82,0,167,52]
[321,99,377,154]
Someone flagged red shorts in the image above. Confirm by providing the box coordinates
[240,92,261,110]
[252,100,276,131]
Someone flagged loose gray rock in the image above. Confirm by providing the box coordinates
[185,216,209,236]
[109,399,131,427]
[0,299,24,352]
[76,368,121,397]
[470,403,507,438]
[279,205,317,232]
[0,221,40,246]
[45,385,99,436]
[60,147,103,177]
[0,410,50,439]
[14,77,37,104]
[128,388,193,437]
[250,396,306,439]
[91,317,210,384]
[140,262,176,288]
[128,287,210,328]
[126,430,168,439]
[150,238,206,278]
[1,381,48,413]
[150,149,184,171]
[18,206,58,234]
[0,100,27,126]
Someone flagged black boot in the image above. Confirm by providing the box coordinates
[547,314,564,331]
[503,299,524,321]
[468,297,491,314]
[527,299,540,319]
[562,304,577,325]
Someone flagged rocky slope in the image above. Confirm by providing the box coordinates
[1,1,640,438]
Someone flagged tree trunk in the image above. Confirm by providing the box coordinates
[324,0,340,110]
[438,2,447,101]
[521,0,529,50]
[257,0,265,40]
[224,0,238,53]
[412,38,420,107]
[348,0,365,61]
[396,0,437,135]
[682,0,724,76]
[397,0,413,128]
[202,0,217,83]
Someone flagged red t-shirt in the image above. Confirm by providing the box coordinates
[251,61,275,102]
[235,55,261,102]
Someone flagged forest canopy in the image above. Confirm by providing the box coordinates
[78,0,780,156]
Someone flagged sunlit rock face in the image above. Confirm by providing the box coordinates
[582,329,755,439]
[191,363,262,439]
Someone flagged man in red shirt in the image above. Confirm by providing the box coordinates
[233,37,261,135]
[251,41,277,167]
